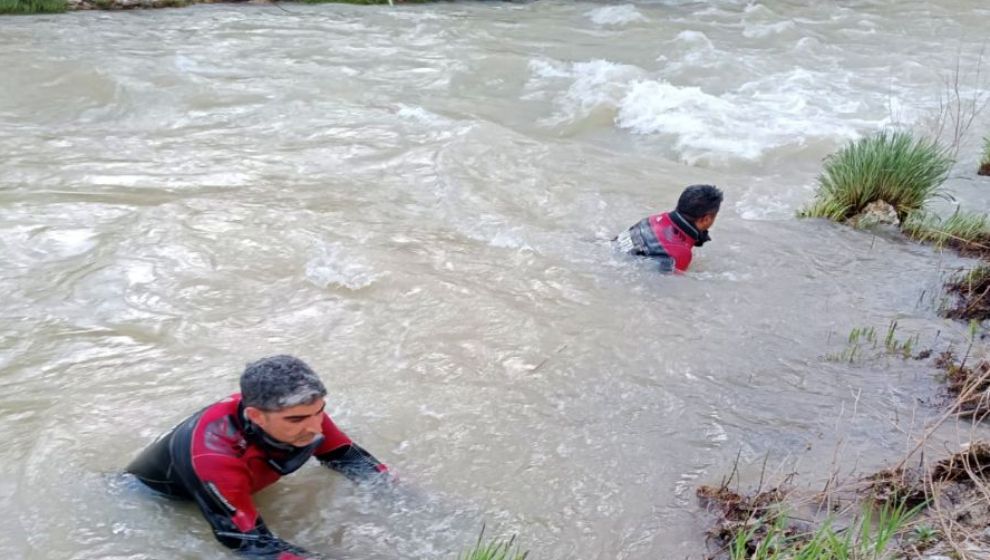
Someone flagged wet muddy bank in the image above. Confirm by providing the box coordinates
[698,442,990,559]
[943,265,990,322]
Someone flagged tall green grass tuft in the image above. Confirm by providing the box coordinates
[729,500,920,560]
[799,131,953,223]
[0,0,67,13]
[460,533,528,560]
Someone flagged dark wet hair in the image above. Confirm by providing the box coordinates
[675,184,723,221]
[240,355,327,411]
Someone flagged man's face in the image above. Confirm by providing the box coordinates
[697,212,718,231]
[247,398,325,447]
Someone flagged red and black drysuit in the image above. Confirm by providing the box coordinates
[127,394,388,560]
[614,211,710,273]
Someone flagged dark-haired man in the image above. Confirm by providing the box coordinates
[614,184,723,273]
[127,355,389,560]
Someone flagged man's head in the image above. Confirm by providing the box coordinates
[675,184,723,231]
[241,355,328,447]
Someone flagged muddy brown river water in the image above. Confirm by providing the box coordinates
[2,1,990,558]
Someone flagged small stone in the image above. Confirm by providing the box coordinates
[848,200,900,228]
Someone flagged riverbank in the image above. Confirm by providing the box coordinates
[699,440,990,559]
[1,0,433,13]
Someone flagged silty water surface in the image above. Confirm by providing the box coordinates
[1,1,989,558]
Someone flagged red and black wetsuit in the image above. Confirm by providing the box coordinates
[615,211,706,272]
[127,394,388,560]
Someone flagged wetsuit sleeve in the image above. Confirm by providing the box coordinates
[316,442,389,482]
[190,455,325,560]
[313,415,389,482]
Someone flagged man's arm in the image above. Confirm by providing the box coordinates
[316,442,389,482]
[194,495,323,560]
[313,414,389,483]
[187,457,325,559]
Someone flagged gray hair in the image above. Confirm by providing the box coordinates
[240,355,327,411]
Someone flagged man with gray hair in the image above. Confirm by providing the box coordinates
[127,355,389,560]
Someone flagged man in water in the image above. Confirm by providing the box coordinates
[127,355,389,560]
[614,184,723,273]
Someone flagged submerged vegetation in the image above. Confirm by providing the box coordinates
[935,350,990,418]
[728,501,920,560]
[902,210,990,258]
[460,532,528,560]
[799,125,989,323]
[980,136,990,176]
[942,264,990,321]
[0,0,66,13]
[799,131,953,223]
[825,322,922,363]
[701,439,990,560]
[698,481,921,560]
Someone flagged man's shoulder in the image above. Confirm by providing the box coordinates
[193,395,249,459]
[201,394,241,417]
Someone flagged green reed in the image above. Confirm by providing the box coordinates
[799,131,953,223]
[0,0,67,13]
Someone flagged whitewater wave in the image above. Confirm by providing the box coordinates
[585,5,647,26]
[526,53,884,165]
[305,244,381,290]
[614,75,865,164]
[526,58,645,125]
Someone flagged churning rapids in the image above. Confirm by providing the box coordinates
[2,1,990,558]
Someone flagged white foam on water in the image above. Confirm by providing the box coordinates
[396,104,446,125]
[614,68,869,165]
[526,20,963,168]
[304,244,381,290]
[502,356,536,375]
[34,228,98,259]
[526,58,646,125]
[735,192,800,221]
[526,39,876,167]
[489,228,529,250]
[125,261,155,285]
[672,29,714,48]
[528,58,573,80]
[742,3,777,17]
[585,5,647,26]
[741,20,795,39]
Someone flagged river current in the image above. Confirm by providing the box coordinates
[1,1,989,558]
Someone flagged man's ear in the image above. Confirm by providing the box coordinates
[697,213,716,230]
[245,406,266,425]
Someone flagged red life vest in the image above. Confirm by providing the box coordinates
[646,212,696,272]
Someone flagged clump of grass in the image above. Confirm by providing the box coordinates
[910,524,938,549]
[942,264,990,321]
[459,532,528,560]
[0,0,67,13]
[980,135,990,176]
[799,130,953,223]
[935,350,990,416]
[825,321,922,363]
[727,500,919,560]
[902,210,990,257]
